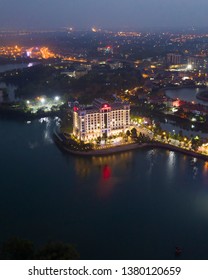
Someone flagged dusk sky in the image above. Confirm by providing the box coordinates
[1,0,208,30]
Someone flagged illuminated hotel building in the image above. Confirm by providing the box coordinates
[73,98,130,141]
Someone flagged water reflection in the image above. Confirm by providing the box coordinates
[44,130,53,144]
[192,166,198,179]
[74,158,92,177]
[167,151,176,179]
[39,117,56,144]
[0,82,17,102]
[28,141,38,149]
[74,152,133,178]
[190,158,199,179]
[97,165,115,199]
[25,118,58,148]
[2,118,208,259]
[146,149,156,175]
[39,117,50,123]
[203,162,208,175]
[74,153,133,199]
[92,152,133,167]
[102,165,111,180]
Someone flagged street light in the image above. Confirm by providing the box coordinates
[54,96,60,101]
[40,98,45,104]
[186,64,192,71]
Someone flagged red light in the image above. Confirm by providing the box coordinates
[103,165,111,180]
[172,100,180,107]
[73,106,79,111]
[102,104,111,109]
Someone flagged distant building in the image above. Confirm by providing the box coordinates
[73,98,130,141]
[187,56,204,69]
[61,67,88,78]
[108,61,123,69]
[167,53,182,65]
[97,46,113,54]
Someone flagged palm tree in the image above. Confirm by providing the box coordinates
[126,130,131,141]
[131,127,137,138]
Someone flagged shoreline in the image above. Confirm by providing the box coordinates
[0,105,62,120]
[160,84,207,91]
[196,91,208,102]
[53,131,208,160]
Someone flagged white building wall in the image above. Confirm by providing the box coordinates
[73,103,130,141]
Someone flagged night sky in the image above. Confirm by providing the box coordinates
[1,0,208,30]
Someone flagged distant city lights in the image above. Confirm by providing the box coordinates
[186,64,193,70]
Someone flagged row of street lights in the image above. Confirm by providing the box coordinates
[26,96,60,105]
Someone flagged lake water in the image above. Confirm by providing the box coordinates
[0,62,38,73]
[165,88,208,105]
[0,82,17,102]
[1,118,208,259]
[0,63,39,102]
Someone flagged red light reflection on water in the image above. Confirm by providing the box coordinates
[103,165,111,180]
[97,165,113,199]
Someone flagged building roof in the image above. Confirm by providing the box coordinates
[75,98,130,115]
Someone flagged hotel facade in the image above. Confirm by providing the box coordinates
[73,98,130,141]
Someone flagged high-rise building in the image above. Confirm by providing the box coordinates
[73,98,130,141]
[187,56,201,68]
[167,53,182,65]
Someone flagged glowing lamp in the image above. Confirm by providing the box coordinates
[40,98,45,104]
[102,104,110,109]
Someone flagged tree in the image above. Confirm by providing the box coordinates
[0,237,34,260]
[0,238,80,260]
[178,130,183,142]
[191,136,202,151]
[97,136,101,144]
[102,132,107,139]
[36,241,79,260]
[131,127,137,138]
[166,132,170,141]
[153,122,162,134]
[126,130,131,142]
[126,130,131,137]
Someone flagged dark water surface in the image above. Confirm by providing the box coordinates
[1,118,208,259]
[165,87,208,105]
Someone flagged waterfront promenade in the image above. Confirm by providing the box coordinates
[53,130,208,160]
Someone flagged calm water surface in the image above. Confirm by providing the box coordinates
[0,62,38,73]
[165,88,208,105]
[1,118,208,259]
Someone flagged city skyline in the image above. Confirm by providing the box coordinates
[1,0,208,31]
